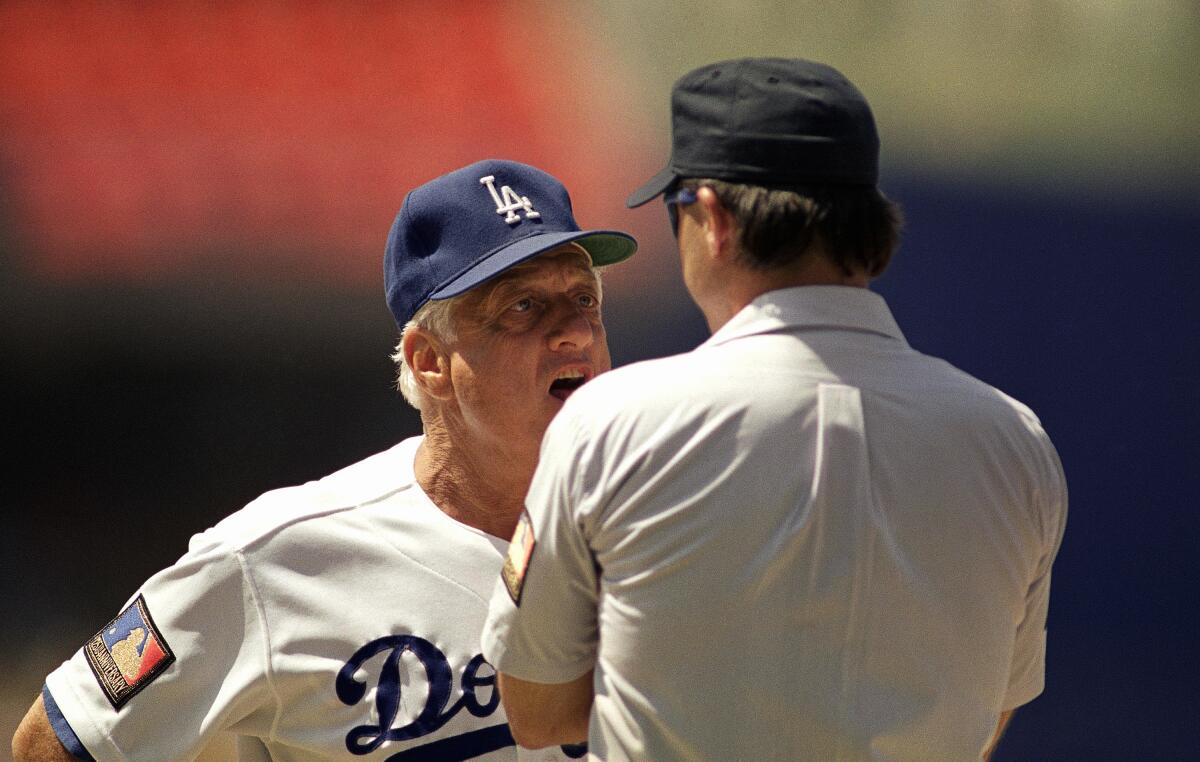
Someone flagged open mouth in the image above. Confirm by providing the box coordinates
[549,369,588,401]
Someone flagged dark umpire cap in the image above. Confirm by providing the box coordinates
[386,159,637,328]
[626,57,879,207]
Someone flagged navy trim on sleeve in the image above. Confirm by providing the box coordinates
[42,684,96,761]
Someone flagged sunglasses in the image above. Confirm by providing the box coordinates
[663,187,698,238]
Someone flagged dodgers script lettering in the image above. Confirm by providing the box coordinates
[336,635,500,756]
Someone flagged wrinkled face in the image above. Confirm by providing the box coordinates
[445,245,609,457]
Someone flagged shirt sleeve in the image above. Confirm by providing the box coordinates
[1003,428,1069,709]
[43,534,274,761]
[482,405,601,684]
[42,683,95,760]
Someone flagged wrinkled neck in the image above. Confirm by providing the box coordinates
[413,417,533,540]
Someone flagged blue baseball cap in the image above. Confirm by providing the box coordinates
[385,159,638,328]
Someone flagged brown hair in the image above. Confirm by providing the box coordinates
[681,179,904,278]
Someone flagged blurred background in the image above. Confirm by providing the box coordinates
[2,1,1197,758]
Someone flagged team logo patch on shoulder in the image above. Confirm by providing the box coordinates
[501,509,536,605]
[84,595,175,709]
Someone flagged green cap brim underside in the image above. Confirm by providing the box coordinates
[575,232,638,267]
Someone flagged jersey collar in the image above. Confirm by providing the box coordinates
[702,285,907,348]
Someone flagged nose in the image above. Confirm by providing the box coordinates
[547,299,597,352]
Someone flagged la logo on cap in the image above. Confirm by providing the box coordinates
[480,174,541,225]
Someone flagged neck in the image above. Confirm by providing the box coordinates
[413,418,533,540]
[699,250,869,332]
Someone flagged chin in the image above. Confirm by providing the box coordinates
[537,398,566,427]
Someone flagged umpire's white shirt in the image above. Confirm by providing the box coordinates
[44,436,583,761]
[483,286,1068,761]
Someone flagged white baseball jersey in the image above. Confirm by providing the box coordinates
[483,286,1068,761]
[44,435,587,761]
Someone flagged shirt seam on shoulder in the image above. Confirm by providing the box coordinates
[381,536,495,606]
[234,548,282,745]
[234,484,417,555]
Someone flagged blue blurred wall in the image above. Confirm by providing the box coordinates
[872,176,1199,758]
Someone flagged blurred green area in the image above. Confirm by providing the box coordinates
[597,0,1200,196]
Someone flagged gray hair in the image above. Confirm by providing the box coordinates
[390,296,461,411]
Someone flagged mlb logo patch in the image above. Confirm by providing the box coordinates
[84,595,175,709]
[502,509,536,605]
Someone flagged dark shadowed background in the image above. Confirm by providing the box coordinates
[3,2,1197,759]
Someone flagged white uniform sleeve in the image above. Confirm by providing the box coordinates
[43,532,274,761]
[1003,428,1069,709]
[482,406,600,684]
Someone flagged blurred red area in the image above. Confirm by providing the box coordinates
[0,1,660,284]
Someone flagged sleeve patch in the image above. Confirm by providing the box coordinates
[501,509,536,605]
[84,594,176,709]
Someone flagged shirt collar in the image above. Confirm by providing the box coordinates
[702,286,907,348]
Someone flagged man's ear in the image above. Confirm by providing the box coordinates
[695,186,738,262]
[403,328,454,401]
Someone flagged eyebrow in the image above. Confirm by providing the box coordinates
[496,263,596,292]
[476,265,598,313]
